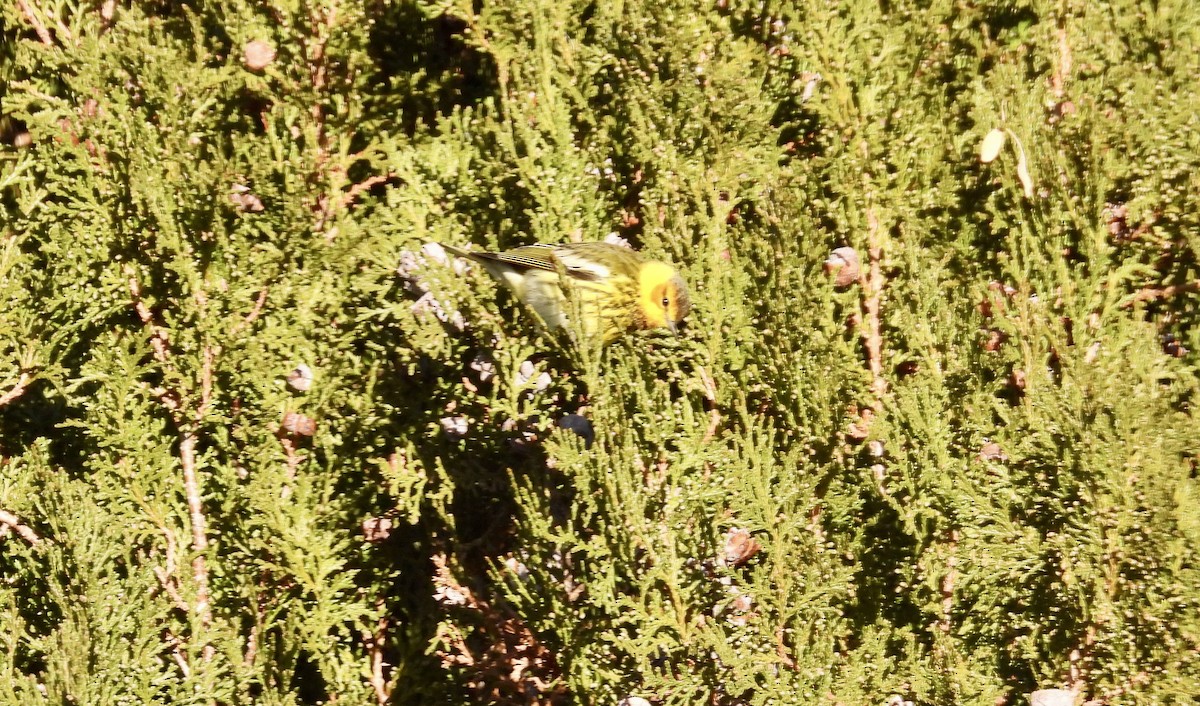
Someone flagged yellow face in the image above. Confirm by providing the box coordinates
[638,262,691,333]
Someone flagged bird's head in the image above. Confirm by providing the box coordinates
[638,261,692,334]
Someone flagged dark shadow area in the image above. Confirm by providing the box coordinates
[364,1,501,134]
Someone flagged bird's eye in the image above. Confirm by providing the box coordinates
[661,297,670,308]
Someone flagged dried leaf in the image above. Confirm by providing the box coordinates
[1010,129,1035,197]
[980,128,1006,163]
[1029,689,1074,706]
[286,363,313,392]
[799,71,822,102]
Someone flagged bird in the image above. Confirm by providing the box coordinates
[442,241,691,343]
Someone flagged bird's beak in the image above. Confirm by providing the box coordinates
[666,319,678,335]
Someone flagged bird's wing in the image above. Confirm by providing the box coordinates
[470,244,558,271]
[551,247,611,282]
[471,244,611,282]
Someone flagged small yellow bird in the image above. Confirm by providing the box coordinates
[444,242,691,342]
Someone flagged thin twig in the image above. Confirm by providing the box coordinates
[860,207,887,406]
[179,432,213,660]
[0,372,32,407]
[196,344,215,420]
[147,385,182,413]
[153,565,192,613]
[130,274,214,660]
[15,0,54,46]
[1051,21,1072,99]
[244,578,266,667]
[164,630,192,677]
[185,344,215,660]
[278,435,302,499]
[364,611,392,705]
[230,286,269,337]
[0,508,42,546]
[149,523,191,612]
[938,530,959,634]
[1124,280,1200,307]
[697,366,721,444]
[775,625,796,670]
[172,649,191,677]
[244,622,259,667]
[51,13,73,44]
[129,275,171,364]
[341,174,391,209]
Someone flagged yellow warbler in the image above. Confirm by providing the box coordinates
[443,242,691,342]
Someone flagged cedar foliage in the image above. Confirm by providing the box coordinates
[1,0,1199,704]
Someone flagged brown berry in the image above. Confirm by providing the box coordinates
[720,528,762,567]
[979,442,1005,461]
[243,40,276,71]
[824,246,860,288]
[280,411,316,437]
[362,517,393,542]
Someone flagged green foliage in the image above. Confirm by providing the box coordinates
[1,0,1198,704]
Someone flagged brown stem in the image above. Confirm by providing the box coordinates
[939,530,959,634]
[186,346,216,658]
[244,578,266,667]
[1125,280,1200,307]
[0,508,42,546]
[860,208,887,406]
[306,5,337,233]
[1051,21,1072,99]
[197,344,215,420]
[341,174,392,210]
[230,286,269,337]
[244,621,259,668]
[15,0,54,45]
[179,431,214,660]
[130,274,215,660]
[129,275,171,365]
[279,435,302,498]
[775,625,796,670]
[164,630,192,677]
[145,513,191,612]
[364,611,392,705]
[697,366,721,444]
[153,565,192,613]
[0,372,32,407]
